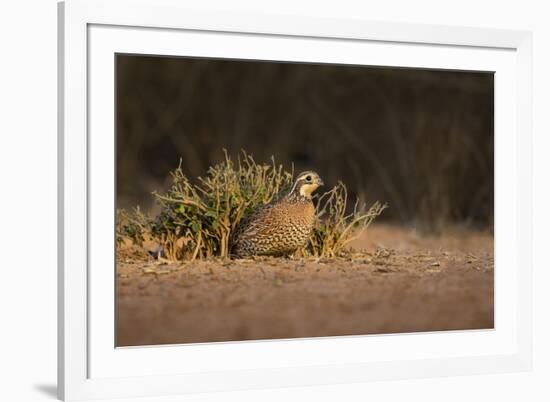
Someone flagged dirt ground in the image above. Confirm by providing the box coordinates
[116,224,493,346]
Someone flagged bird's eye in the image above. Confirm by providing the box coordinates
[306,175,312,182]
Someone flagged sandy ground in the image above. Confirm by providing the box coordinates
[116,224,493,346]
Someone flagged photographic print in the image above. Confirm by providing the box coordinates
[115,55,494,347]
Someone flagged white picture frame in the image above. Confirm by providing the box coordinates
[58,0,533,400]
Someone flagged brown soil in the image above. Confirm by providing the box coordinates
[116,224,493,346]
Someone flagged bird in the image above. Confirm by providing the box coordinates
[231,171,324,257]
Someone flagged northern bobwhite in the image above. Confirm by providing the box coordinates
[232,171,324,257]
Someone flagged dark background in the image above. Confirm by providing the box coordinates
[116,55,494,231]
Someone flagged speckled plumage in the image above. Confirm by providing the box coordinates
[232,171,323,257]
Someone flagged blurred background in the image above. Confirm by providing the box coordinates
[116,55,493,232]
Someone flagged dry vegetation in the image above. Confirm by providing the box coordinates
[116,56,494,231]
[117,151,386,261]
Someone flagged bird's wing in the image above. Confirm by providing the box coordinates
[233,202,280,241]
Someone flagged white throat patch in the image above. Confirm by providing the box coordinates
[299,183,319,197]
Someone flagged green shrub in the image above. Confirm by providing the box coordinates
[117,151,386,260]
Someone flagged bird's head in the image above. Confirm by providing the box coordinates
[289,171,324,199]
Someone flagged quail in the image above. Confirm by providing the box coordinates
[232,171,324,257]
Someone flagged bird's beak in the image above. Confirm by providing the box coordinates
[317,178,324,186]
